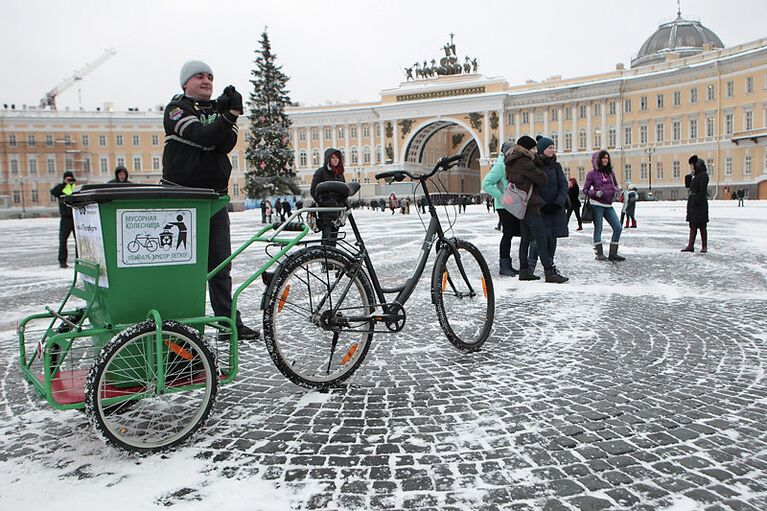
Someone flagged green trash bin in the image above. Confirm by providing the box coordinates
[63,184,228,329]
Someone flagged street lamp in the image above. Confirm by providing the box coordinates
[644,146,656,194]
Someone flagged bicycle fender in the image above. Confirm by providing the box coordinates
[430,240,460,305]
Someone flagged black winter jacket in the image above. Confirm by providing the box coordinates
[161,94,238,194]
[686,169,709,225]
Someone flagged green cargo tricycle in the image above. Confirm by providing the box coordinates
[17,184,313,453]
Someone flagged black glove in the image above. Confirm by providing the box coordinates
[224,85,243,113]
[215,90,231,113]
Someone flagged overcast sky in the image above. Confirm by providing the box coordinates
[2,0,765,112]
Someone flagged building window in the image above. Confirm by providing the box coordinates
[12,191,20,205]
[117,157,125,168]
[640,125,648,144]
[31,189,39,203]
[707,84,715,101]
[656,162,664,179]
[47,157,56,174]
[578,129,587,150]
[232,183,239,196]
[507,112,515,124]
[673,91,681,106]
[608,101,616,115]
[231,154,239,170]
[46,135,54,147]
[725,113,734,135]
[565,132,573,151]
[690,119,698,139]
[337,127,344,140]
[10,158,19,176]
[83,157,91,172]
[350,146,358,164]
[324,128,332,140]
[624,99,632,113]
[593,129,601,148]
[28,157,38,175]
[63,134,73,146]
[672,120,681,141]
[578,106,587,119]
[624,164,632,181]
[65,157,74,171]
[363,146,371,164]
[131,156,141,171]
[726,80,734,98]
[363,124,370,138]
[656,94,664,109]
[350,126,357,138]
[9,134,17,147]
[745,111,754,131]
[99,134,107,146]
[535,110,544,123]
[550,109,558,121]
[309,128,317,141]
[312,149,320,166]
[690,88,698,104]
[608,126,616,147]
[706,117,715,138]
[745,154,752,175]
[640,162,647,180]
[593,103,601,117]
[522,111,529,124]
[152,134,159,146]
[725,156,732,176]
[152,157,160,170]
[132,135,140,146]
[299,150,307,167]
[80,134,88,146]
[707,159,714,176]
[640,96,648,111]
[551,132,559,148]
[116,135,123,146]
[376,145,382,163]
[28,134,36,147]
[624,127,632,146]
[672,160,680,179]
[655,123,664,143]
[298,129,306,141]
[565,108,572,121]
[100,157,108,173]
[746,76,754,94]
[577,166,585,182]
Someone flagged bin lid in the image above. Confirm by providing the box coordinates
[63,184,220,205]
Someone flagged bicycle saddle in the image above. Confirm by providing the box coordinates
[314,181,360,198]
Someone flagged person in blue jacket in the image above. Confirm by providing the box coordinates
[481,140,520,276]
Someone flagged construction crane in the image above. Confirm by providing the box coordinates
[40,48,116,110]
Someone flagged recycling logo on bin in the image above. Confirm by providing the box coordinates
[117,209,196,267]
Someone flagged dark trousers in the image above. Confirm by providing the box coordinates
[58,215,76,264]
[566,203,582,227]
[497,209,516,260]
[519,213,553,270]
[208,209,242,328]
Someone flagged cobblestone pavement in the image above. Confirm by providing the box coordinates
[1,203,766,510]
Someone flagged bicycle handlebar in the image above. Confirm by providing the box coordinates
[374,152,465,182]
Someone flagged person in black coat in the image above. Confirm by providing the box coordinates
[566,177,583,230]
[107,165,130,183]
[50,171,77,268]
[681,155,709,253]
[310,148,346,247]
[528,137,569,273]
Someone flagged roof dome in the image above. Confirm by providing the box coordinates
[631,11,724,68]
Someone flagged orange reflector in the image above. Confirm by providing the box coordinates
[164,339,193,360]
[341,343,359,365]
[481,277,487,298]
[441,272,448,292]
[278,284,291,313]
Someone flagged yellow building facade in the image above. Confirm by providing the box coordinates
[1,15,766,211]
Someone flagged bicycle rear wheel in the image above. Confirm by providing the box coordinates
[84,320,217,453]
[263,247,375,389]
[432,239,494,351]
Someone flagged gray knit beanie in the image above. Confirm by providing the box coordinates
[179,60,213,89]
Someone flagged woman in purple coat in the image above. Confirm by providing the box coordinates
[582,150,625,261]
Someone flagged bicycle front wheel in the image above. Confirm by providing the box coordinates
[263,247,375,389]
[84,320,217,453]
[432,239,494,352]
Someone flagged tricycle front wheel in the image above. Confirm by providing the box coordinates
[84,320,217,453]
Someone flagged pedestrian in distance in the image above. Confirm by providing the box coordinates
[310,148,346,248]
[274,196,283,221]
[583,150,625,262]
[736,187,745,207]
[620,185,639,228]
[506,135,568,283]
[566,177,583,231]
[264,199,272,223]
[281,198,292,221]
[107,165,131,184]
[295,197,304,222]
[482,139,521,277]
[260,198,267,223]
[681,155,709,253]
[527,136,569,275]
[161,59,259,340]
[50,171,77,268]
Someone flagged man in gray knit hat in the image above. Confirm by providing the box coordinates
[161,60,259,340]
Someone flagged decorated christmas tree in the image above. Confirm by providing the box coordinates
[245,29,298,198]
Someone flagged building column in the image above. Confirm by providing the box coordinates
[483,110,490,157]
[616,103,623,148]
[586,106,592,150]
[319,126,325,159]
[292,127,299,170]
[393,121,399,164]
[572,106,577,150]
[332,125,337,150]
[344,124,350,165]
[558,107,564,142]
[515,111,521,142]
[499,109,506,148]
[601,100,607,148]
[530,108,535,137]
[379,121,385,163]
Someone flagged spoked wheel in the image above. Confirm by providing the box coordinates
[432,239,495,352]
[263,247,375,389]
[84,320,217,453]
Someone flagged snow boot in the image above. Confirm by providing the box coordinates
[608,242,625,262]
[544,266,569,283]
[594,243,607,261]
[625,219,630,228]
[518,267,541,281]
[631,219,637,228]
[499,258,518,277]
[681,228,696,252]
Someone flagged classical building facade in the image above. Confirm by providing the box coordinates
[1,14,766,211]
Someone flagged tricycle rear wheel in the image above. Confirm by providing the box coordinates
[84,320,217,453]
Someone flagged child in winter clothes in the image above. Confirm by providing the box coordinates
[620,185,639,228]
[582,150,624,261]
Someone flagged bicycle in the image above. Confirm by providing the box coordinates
[261,153,495,389]
[127,233,159,253]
